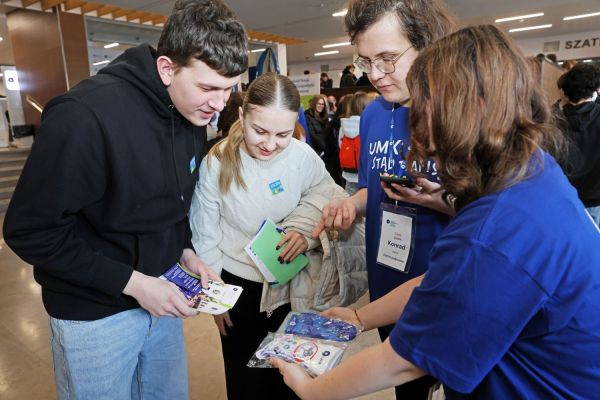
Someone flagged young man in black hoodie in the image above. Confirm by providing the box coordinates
[560,64,600,228]
[2,0,247,398]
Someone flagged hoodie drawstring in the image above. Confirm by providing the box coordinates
[169,105,184,202]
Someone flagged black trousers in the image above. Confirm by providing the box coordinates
[378,326,438,399]
[220,270,299,400]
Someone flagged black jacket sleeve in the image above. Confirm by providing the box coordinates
[2,100,134,297]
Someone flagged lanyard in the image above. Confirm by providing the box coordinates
[387,104,396,176]
[387,103,407,176]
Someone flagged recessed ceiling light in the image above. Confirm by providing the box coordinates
[315,50,339,57]
[332,9,347,17]
[563,11,600,21]
[93,60,111,66]
[495,12,544,23]
[251,48,266,53]
[103,42,119,49]
[323,42,350,48]
[509,24,552,33]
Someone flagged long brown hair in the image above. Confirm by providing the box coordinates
[208,73,300,194]
[406,25,564,210]
[308,94,328,121]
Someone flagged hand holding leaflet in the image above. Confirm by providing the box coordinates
[160,263,243,315]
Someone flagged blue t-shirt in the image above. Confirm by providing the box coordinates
[358,97,448,303]
[390,153,600,398]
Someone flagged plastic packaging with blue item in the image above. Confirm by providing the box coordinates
[282,312,361,342]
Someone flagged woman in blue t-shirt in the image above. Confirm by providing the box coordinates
[272,25,600,399]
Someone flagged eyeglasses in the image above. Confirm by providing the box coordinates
[316,102,325,106]
[354,46,413,74]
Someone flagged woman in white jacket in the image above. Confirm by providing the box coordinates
[189,73,365,400]
[338,92,373,195]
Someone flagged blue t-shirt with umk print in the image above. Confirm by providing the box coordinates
[390,153,600,398]
[358,96,448,305]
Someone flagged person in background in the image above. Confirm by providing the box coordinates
[327,95,337,116]
[313,0,456,397]
[304,94,329,157]
[190,73,365,399]
[2,0,246,398]
[563,59,578,71]
[340,64,357,87]
[322,94,354,186]
[546,53,558,64]
[208,90,245,149]
[338,91,371,195]
[320,72,333,90]
[560,63,600,227]
[274,24,600,400]
[356,71,373,87]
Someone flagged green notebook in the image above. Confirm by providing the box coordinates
[244,219,309,286]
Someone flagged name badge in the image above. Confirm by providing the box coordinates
[269,179,285,195]
[376,204,416,273]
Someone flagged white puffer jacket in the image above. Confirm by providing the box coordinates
[259,180,368,313]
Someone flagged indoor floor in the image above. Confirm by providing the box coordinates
[0,215,393,400]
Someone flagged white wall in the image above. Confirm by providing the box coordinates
[515,30,600,60]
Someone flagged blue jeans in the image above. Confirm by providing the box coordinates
[49,308,188,400]
[587,206,600,229]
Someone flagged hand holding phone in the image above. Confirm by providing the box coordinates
[379,173,416,188]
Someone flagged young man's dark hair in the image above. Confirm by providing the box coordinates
[562,64,600,103]
[157,0,247,76]
[345,0,455,49]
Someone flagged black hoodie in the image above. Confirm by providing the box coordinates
[3,45,206,320]
[562,101,600,207]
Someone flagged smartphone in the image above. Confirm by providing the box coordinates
[379,174,416,188]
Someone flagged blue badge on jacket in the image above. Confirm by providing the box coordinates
[190,156,196,174]
[269,180,284,195]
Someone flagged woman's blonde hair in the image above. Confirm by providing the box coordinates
[208,73,300,194]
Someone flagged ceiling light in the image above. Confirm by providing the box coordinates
[314,50,339,57]
[0,37,3,41]
[583,59,593,63]
[509,24,552,33]
[250,48,266,53]
[93,60,111,66]
[332,9,347,17]
[563,11,600,21]
[495,12,544,23]
[323,42,351,48]
[103,42,119,49]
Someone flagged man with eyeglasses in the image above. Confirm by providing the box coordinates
[312,1,455,398]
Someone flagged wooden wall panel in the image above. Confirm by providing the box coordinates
[7,8,67,127]
[541,60,564,104]
[58,10,89,89]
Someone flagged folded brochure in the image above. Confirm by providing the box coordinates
[160,263,243,315]
[244,219,309,286]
